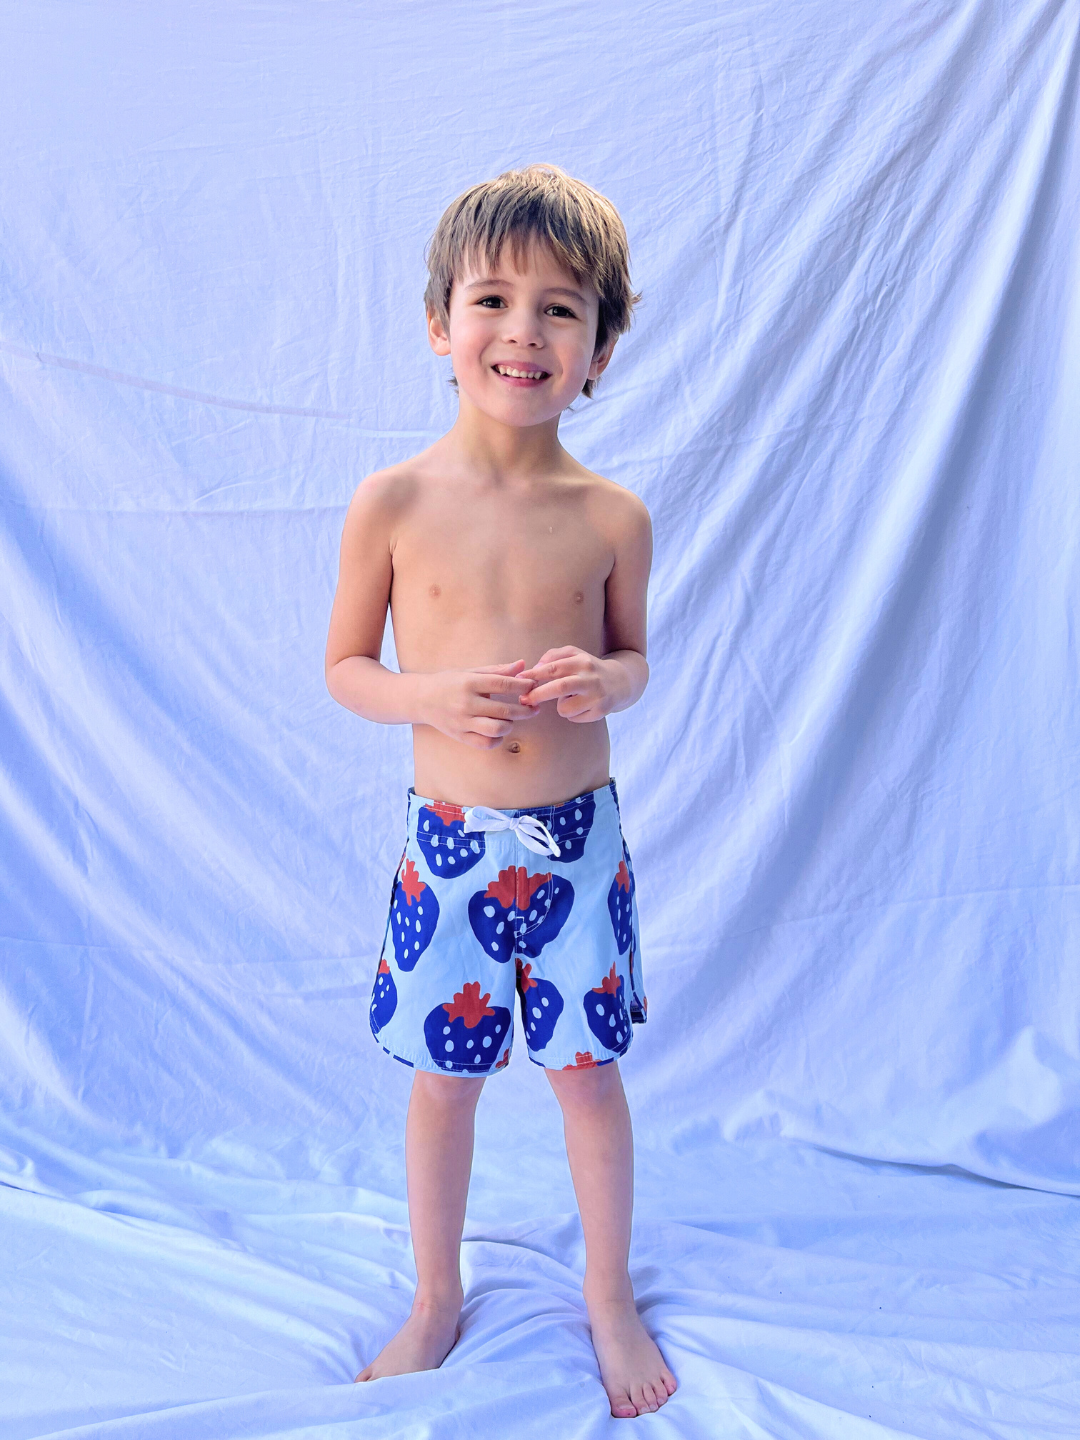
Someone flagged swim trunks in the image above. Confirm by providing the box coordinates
[369,779,647,1076]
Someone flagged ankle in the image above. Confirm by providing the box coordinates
[583,1272,635,1310]
[411,1285,464,1317]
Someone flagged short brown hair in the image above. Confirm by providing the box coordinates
[424,163,639,398]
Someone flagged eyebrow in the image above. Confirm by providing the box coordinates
[461,278,589,305]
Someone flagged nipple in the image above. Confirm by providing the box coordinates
[573,590,584,605]
[429,584,441,598]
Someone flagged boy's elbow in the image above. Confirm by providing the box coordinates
[325,657,346,704]
[632,653,649,702]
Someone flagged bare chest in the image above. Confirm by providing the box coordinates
[390,491,613,630]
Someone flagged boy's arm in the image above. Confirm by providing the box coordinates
[324,477,537,748]
[521,492,651,722]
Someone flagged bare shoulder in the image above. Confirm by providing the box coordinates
[345,454,425,519]
[341,451,434,549]
[574,464,652,547]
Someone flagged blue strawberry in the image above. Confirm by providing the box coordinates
[584,963,632,1053]
[424,982,512,1072]
[549,792,596,862]
[391,858,440,971]
[607,860,634,954]
[416,801,485,878]
[622,840,638,897]
[469,866,574,963]
[369,958,397,1033]
[516,960,564,1051]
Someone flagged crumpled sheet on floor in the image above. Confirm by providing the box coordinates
[2,1,1078,1436]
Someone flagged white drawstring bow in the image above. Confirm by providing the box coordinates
[462,805,562,859]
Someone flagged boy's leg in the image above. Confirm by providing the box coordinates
[356,1069,485,1382]
[546,1062,677,1419]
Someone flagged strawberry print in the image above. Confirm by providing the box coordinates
[416,801,486,878]
[607,860,634,954]
[515,960,564,1051]
[369,959,397,1033]
[563,1051,598,1069]
[584,963,632,1053]
[549,792,596,863]
[469,866,574,963]
[424,981,512,1072]
[391,858,440,971]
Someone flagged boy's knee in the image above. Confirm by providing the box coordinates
[546,1061,622,1112]
[413,1070,486,1110]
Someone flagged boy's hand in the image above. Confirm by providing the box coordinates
[417,660,539,750]
[519,647,629,722]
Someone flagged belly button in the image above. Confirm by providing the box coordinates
[506,741,521,754]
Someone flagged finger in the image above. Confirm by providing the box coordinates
[536,646,581,664]
[468,716,514,738]
[521,677,584,705]
[478,700,539,721]
[461,731,502,750]
[558,696,595,720]
[475,673,534,696]
[472,660,525,675]
[519,659,570,685]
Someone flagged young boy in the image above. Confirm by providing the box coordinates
[325,164,676,1419]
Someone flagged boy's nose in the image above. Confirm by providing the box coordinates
[500,308,545,346]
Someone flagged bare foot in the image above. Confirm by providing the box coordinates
[355,1295,462,1382]
[587,1297,677,1418]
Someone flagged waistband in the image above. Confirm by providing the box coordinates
[407,777,619,829]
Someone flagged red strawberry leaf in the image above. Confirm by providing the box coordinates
[593,963,621,995]
[399,858,425,906]
[564,1051,598,1069]
[429,800,465,825]
[443,981,495,1028]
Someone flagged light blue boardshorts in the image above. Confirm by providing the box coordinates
[369,780,647,1076]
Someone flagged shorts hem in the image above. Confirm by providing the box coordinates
[372,1032,513,1078]
[526,1039,631,1071]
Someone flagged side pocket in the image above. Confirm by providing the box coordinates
[621,835,647,1025]
[378,842,408,964]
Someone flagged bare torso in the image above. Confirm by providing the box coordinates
[390,460,621,807]
[326,427,650,814]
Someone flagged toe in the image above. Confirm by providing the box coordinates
[608,1387,638,1419]
[630,1383,655,1414]
[354,1367,371,1383]
[661,1367,678,1395]
[641,1382,661,1412]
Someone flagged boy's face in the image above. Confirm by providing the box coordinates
[428,242,614,426]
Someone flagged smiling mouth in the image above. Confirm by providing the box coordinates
[493,364,550,381]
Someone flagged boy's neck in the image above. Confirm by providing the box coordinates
[441,395,569,480]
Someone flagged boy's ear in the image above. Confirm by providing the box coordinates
[588,336,617,383]
[427,308,451,357]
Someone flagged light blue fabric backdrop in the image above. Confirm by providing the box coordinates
[2,2,1079,1436]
